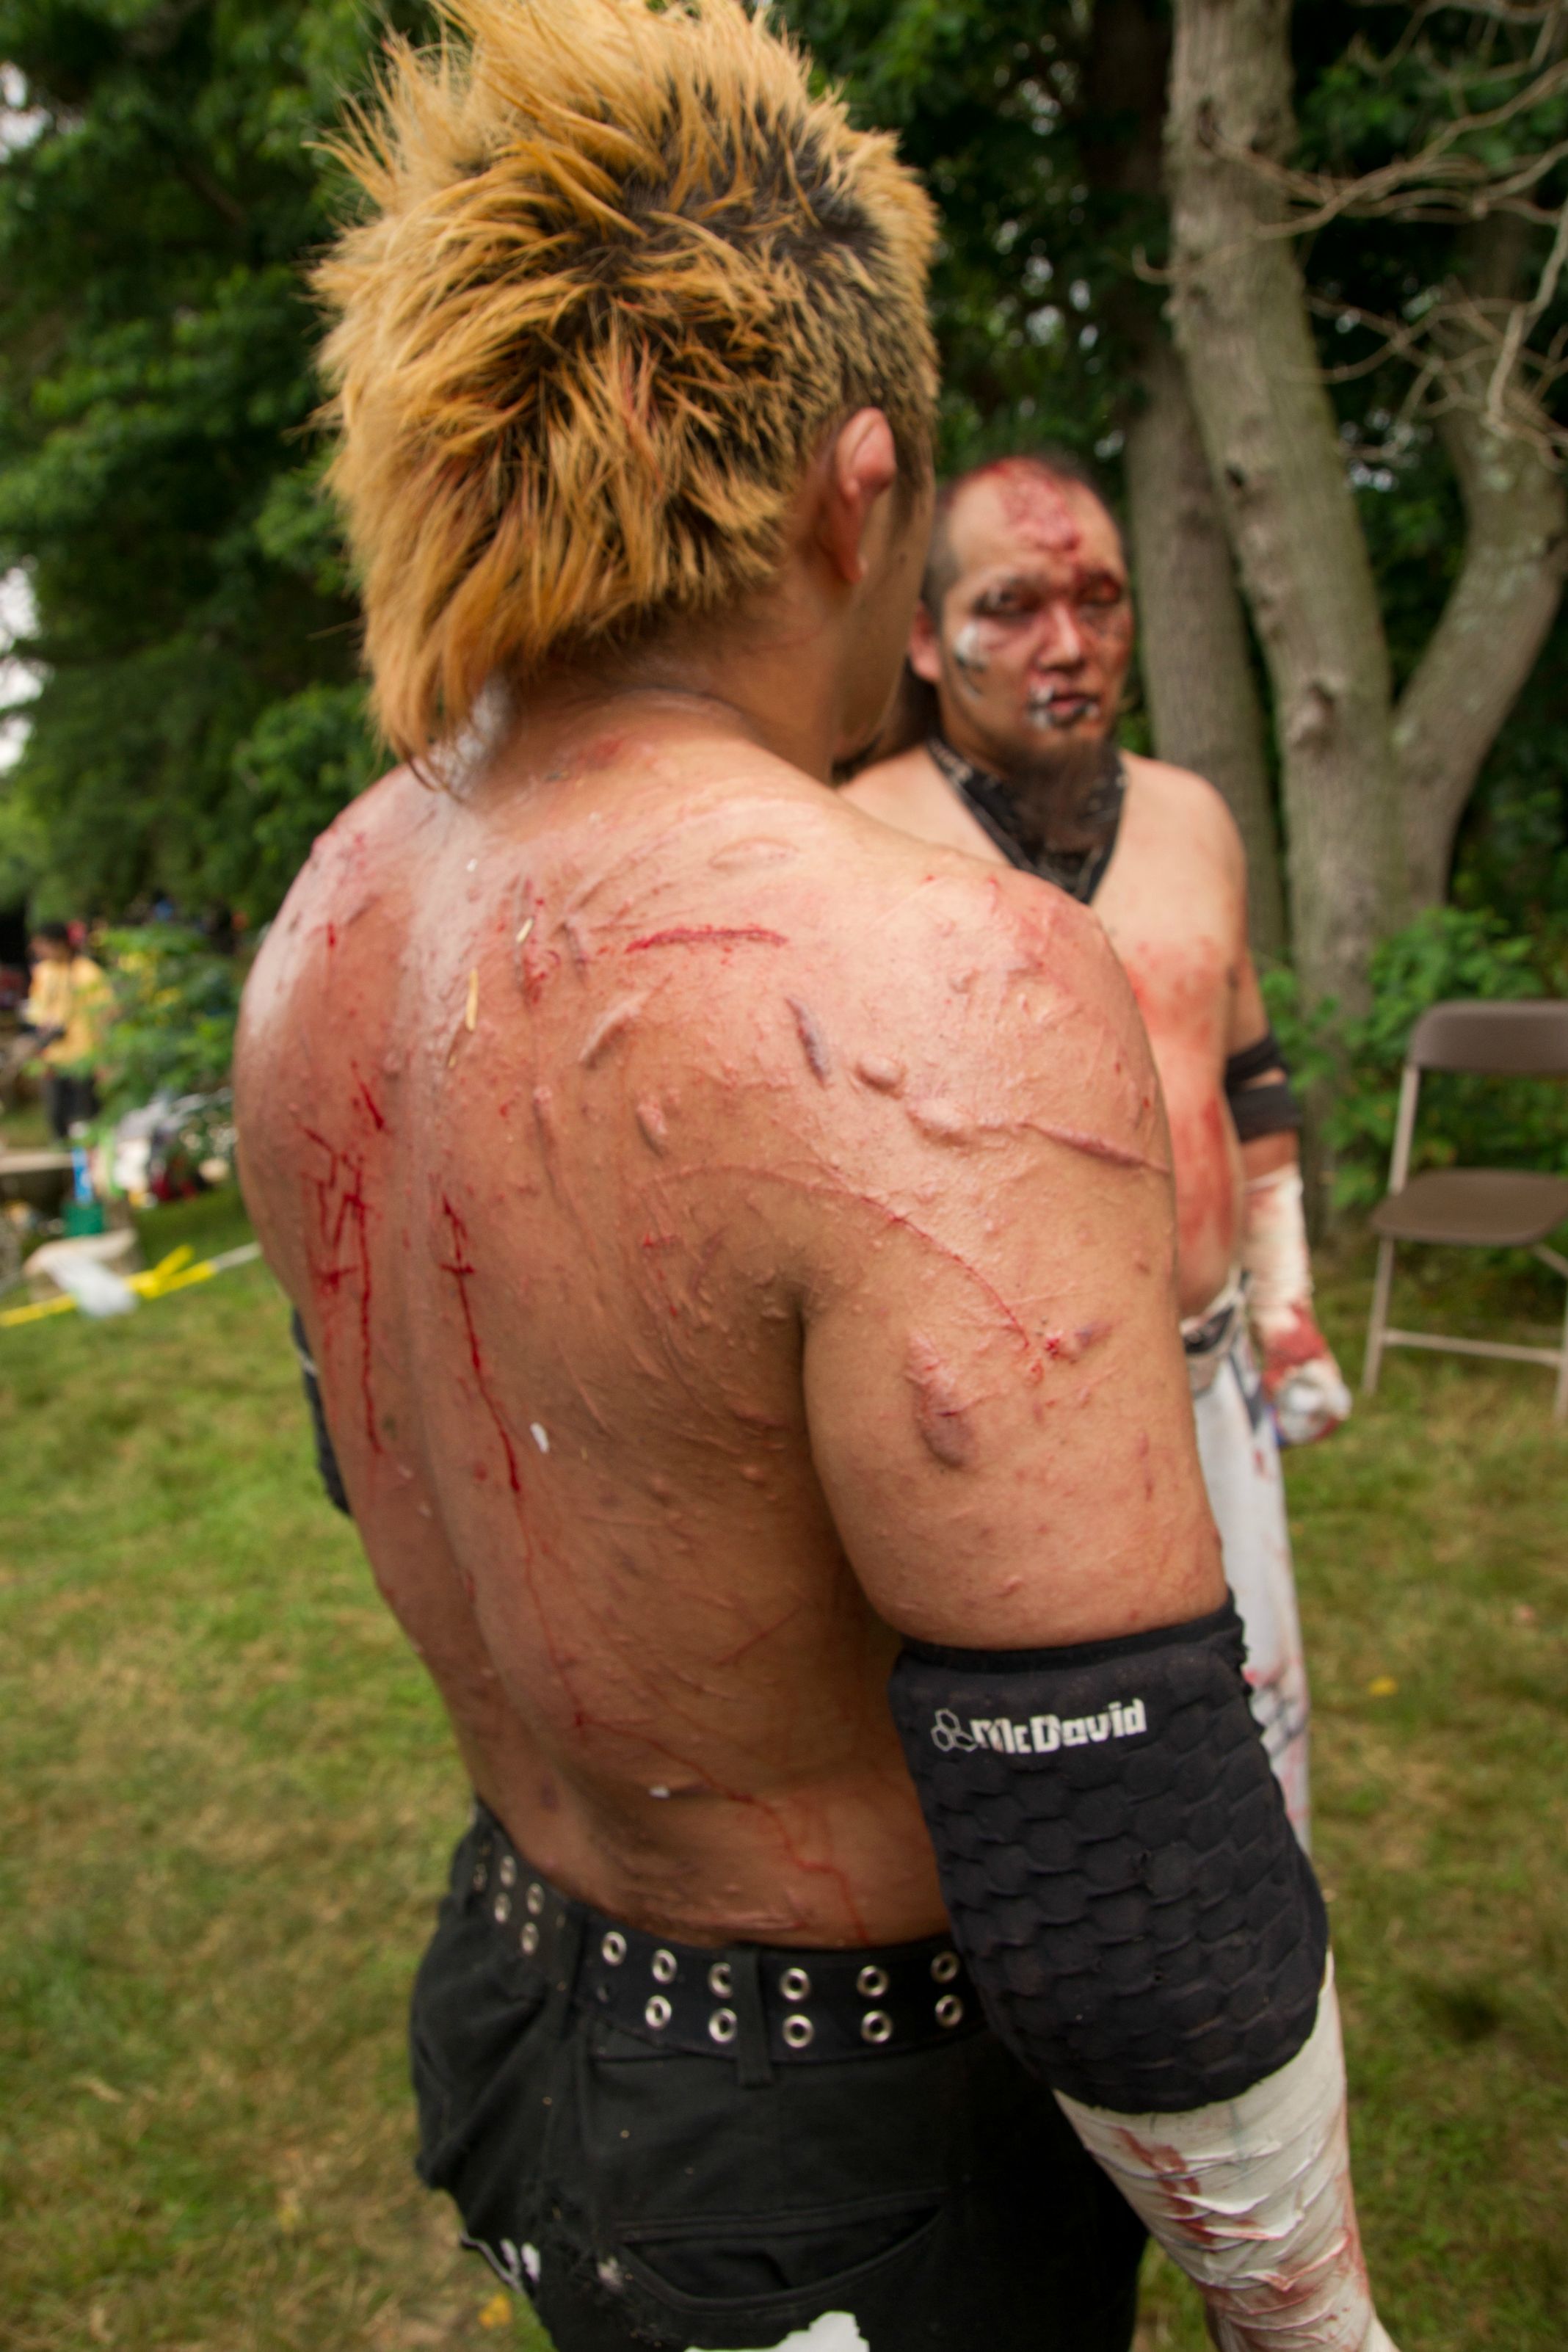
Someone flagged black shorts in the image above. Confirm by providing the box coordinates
[410,1806,1144,2351]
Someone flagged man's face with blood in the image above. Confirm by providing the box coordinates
[910,463,1133,780]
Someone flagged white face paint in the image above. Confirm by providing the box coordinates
[951,620,990,678]
[688,2312,870,2352]
[1026,683,1100,732]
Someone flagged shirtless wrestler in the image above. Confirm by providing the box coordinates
[236,5,1395,2348]
[846,457,1354,1846]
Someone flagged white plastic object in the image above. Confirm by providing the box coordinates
[48,1252,137,1318]
[25,1227,142,1306]
[1056,1961,1399,2351]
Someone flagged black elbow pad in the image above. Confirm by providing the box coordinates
[290,1307,352,1517]
[889,1600,1326,2113]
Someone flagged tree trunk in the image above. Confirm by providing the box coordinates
[1164,0,1408,1014]
[1125,327,1288,959]
[1394,221,1568,904]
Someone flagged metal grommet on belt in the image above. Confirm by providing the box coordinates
[935,1993,964,2028]
[651,1948,678,1985]
[782,2013,815,2050]
[932,1950,959,1984]
[526,1882,545,1917]
[520,1921,540,1957]
[708,2007,738,2045]
[707,1961,733,1999]
[645,1995,672,2030]
[471,1865,488,1893]
[602,1931,627,1967]
[498,1854,518,1889]
[780,1967,812,2003]
[860,2008,893,2045]
[857,1964,890,2000]
[493,1893,512,1924]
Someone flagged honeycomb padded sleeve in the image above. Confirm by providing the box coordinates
[889,1598,1327,2113]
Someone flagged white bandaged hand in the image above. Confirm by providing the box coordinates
[1057,1961,1398,2351]
[1241,1167,1350,1445]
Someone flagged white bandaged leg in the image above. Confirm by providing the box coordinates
[1192,1332,1311,1848]
[1057,1961,1398,2352]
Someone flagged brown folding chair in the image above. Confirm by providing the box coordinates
[1362,999,1568,1419]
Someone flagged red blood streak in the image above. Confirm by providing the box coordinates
[354,1071,388,1131]
[625,925,788,953]
[973,457,1083,556]
[754,1804,871,1942]
[1260,1302,1329,1383]
[438,1196,522,1495]
[712,1601,805,1667]
[435,1198,613,1742]
[682,1161,1038,1363]
[1109,2131,1231,2251]
[1020,1117,1167,1175]
[299,1122,380,1453]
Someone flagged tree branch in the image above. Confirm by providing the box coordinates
[1393,217,1568,900]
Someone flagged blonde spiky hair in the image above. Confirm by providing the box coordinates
[315,0,939,760]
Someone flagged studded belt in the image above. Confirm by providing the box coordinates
[468,1805,984,2066]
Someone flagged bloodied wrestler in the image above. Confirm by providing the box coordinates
[846,454,1353,1848]
[236,4,1396,2348]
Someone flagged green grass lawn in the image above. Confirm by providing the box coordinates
[1,1199,1564,2350]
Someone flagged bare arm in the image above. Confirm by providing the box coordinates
[802,883,1219,1653]
[797,875,1394,2351]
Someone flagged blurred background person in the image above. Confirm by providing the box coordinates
[23,918,109,1139]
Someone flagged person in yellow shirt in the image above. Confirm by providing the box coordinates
[24,921,110,1139]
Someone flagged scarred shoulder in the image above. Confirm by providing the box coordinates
[239,744,1165,1196]
[238,763,435,1037]
[675,774,1170,1202]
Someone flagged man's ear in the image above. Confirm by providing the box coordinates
[908,598,943,686]
[816,409,899,586]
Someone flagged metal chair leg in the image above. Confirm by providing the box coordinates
[1556,1271,1568,1425]
[1363,1238,1395,1396]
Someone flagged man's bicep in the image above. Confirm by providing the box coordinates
[802,1146,1222,1654]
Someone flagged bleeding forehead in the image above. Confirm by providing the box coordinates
[945,462,1121,587]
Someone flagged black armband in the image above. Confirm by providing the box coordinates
[291,1307,352,1516]
[1224,1027,1302,1141]
[889,1599,1326,2113]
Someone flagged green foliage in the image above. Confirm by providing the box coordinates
[0,0,430,923]
[0,0,1564,943]
[1264,908,1568,1213]
[777,0,1157,474]
[95,923,242,1114]
[1453,602,1568,933]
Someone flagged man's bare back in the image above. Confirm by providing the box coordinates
[239,710,1210,1949]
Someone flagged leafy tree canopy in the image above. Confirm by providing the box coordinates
[0,0,429,923]
[0,0,1564,931]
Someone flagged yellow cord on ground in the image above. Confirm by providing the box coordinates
[0,1242,260,1329]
